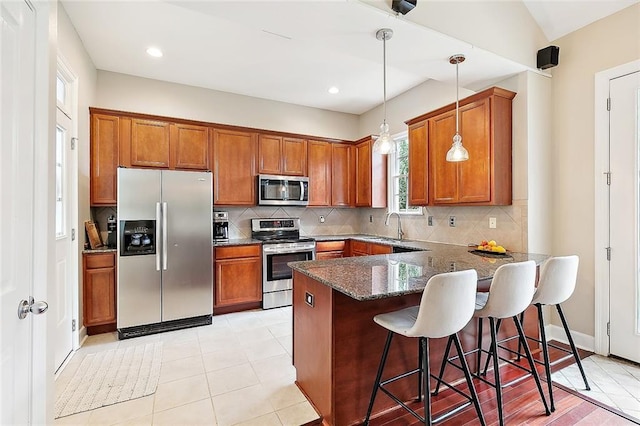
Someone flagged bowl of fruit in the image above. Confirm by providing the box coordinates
[473,240,508,255]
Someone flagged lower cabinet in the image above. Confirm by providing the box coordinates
[315,240,346,260]
[83,252,117,333]
[348,240,392,257]
[214,244,262,314]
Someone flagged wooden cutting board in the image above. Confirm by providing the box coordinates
[84,220,103,249]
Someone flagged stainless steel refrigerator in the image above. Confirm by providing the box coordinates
[117,168,213,339]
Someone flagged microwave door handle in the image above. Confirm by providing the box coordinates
[162,202,168,270]
[155,203,161,271]
[300,182,305,201]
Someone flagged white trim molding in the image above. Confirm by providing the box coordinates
[545,324,595,353]
[594,59,640,356]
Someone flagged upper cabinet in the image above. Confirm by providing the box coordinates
[90,112,120,205]
[258,134,307,176]
[331,143,354,207]
[307,140,332,206]
[213,128,257,205]
[354,137,386,208]
[406,87,515,206]
[407,121,428,206]
[170,123,210,170]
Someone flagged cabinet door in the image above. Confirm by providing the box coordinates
[307,140,331,206]
[258,134,282,175]
[316,251,343,260]
[428,111,458,204]
[90,113,119,205]
[331,143,353,207]
[458,99,491,203]
[354,140,372,207]
[83,253,116,327]
[369,243,392,255]
[130,118,171,168]
[213,129,257,205]
[170,123,209,170]
[408,121,428,206]
[215,257,262,307]
[282,137,307,176]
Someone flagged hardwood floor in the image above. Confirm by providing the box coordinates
[366,342,639,425]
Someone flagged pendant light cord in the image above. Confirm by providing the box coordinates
[383,35,387,125]
[455,58,459,135]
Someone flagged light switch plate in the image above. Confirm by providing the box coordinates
[319,215,325,223]
[489,217,496,228]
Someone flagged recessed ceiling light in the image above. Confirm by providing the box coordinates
[328,86,339,94]
[146,47,163,58]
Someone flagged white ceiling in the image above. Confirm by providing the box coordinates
[62,0,637,115]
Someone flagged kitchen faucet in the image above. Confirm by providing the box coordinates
[384,212,404,240]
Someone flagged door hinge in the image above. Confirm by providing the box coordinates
[72,319,76,332]
[606,322,610,336]
[71,228,75,241]
[71,137,77,150]
[607,98,611,111]
[604,171,611,185]
[606,246,611,261]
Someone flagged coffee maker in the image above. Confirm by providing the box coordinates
[213,211,229,242]
[107,215,117,248]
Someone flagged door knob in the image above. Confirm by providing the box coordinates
[17,297,49,319]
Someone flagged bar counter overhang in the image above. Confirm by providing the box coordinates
[289,243,549,426]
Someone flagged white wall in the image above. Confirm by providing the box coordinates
[96,71,360,141]
[549,4,640,337]
[57,3,98,333]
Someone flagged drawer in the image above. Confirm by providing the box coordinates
[316,240,346,252]
[84,252,115,269]
[350,240,369,254]
[215,244,261,259]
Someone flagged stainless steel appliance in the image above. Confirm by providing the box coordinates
[258,174,309,206]
[251,218,315,309]
[117,168,213,339]
[213,211,229,242]
[106,215,117,248]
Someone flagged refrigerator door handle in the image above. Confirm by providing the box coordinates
[155,202,162,271]
[162,202,168,270]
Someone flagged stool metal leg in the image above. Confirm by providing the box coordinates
[536,303,555,412]
[417,338,423,402]
[482,318,503,376]
[516,311,525,361]
[364,331,394,425]
[421,337,432,426]
[432,335,454,396]
[453,333,486,426]
[476,318,483,375]
[556,304,590,391]
[488,317,505,426]
[513,315,551,416]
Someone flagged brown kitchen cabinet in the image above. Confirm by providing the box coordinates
[354,137,387,208]
[307,140,332,206]
[212,128,258,205]
[407,120,429,206]
[128,118,171,168]
[407,87,515,206]
[331,143,354,207]
[315,240,346,259]
[258,134,307,176]
[83,252,116,332]
[90,112,120,205]
[170,123,210,170]
[348,240,392,257]
[214,244,262,314]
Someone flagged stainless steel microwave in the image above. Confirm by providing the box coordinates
[258,174,309,206]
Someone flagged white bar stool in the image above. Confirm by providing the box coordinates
[438,261,551,426]
[363,269,485,426]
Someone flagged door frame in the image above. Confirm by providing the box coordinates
[594,59,640,356]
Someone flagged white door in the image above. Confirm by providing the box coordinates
[1,0,52,423]
[609,70,640,363]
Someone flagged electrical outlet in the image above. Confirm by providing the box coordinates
[428,216,433,226]
[449,262,456,271]
[449,216,456,227]
[319,215,325,223]
[369,215,373,223]
[489,217,496,228]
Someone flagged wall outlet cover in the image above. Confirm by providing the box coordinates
[428,216,433,226]
[449,216,456,227]
[489,217,496,228]
[319,215,325,223]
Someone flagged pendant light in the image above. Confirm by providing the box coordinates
[372,28,395,155]
[446,54,469,162]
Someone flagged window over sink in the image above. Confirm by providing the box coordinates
[388,133,422,215]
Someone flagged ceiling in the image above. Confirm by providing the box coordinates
[62,0,637,115]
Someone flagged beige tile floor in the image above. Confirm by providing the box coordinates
[54,307,319,426]
[552,354,640,421]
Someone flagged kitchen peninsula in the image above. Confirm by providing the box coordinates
[289,243,549,426]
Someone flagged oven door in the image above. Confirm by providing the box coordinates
[263,248,314,292]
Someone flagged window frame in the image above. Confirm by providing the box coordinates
[387,132,422,216]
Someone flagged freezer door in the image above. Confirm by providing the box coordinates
[117,168,162,219]
[161,170,213,321]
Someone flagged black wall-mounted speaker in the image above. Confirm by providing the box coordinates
[537,46,560,70]
[392,0,417,15]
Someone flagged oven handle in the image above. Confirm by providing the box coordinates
[262,247,316,255]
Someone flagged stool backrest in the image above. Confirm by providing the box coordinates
[407,269,478,339]
[478,261,536,319]
[531,255,579,305]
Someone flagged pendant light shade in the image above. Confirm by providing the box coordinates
[373,28,395,155]
[446,54,469,162]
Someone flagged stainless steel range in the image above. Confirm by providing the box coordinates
[251,218,315,309]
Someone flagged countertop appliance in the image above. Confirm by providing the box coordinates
[251,218,315,309]
[258,174,309,206]
[117,168,213,339]
[106,215,117,248]
[213,211,229,242]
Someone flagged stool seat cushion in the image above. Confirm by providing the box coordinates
[374,306,419,337]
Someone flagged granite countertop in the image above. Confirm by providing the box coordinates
[312,234,433,251]
[289,242,549,301]
[83,247,117,254]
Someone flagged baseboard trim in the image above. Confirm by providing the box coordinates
[546,324,595,352]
